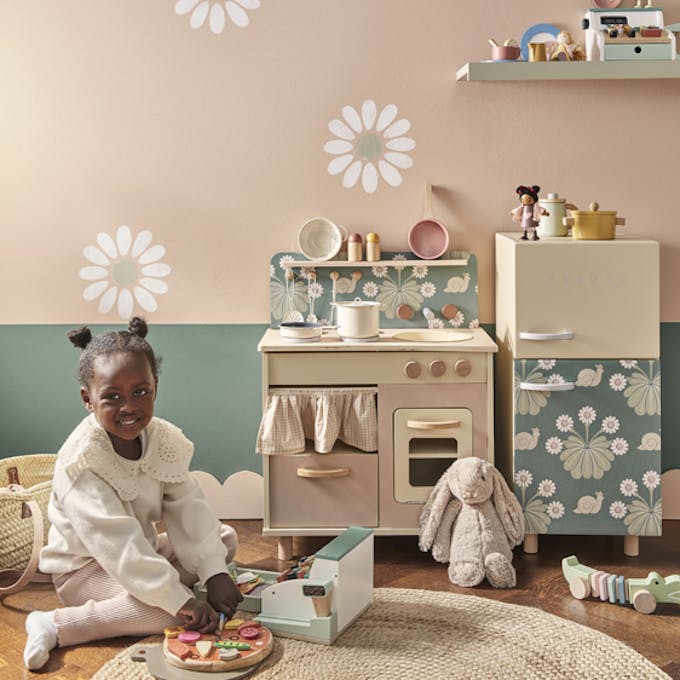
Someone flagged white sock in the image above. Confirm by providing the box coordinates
[24,610,58,670]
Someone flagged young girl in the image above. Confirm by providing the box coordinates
[24,317,243,670]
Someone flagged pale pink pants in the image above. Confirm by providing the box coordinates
[51,524,237,647]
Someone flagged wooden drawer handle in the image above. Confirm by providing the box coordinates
[296,467,350,479]
[406,419,461,430]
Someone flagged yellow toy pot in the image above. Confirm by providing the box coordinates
[564,202,625,240]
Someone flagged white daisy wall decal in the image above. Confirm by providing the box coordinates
[323,99,416,194]
[175,0,260,34]
[79,225,171,319]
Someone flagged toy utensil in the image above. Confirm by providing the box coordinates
[488,38,499,47]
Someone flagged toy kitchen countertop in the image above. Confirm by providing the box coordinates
[258,326,498,353]
[257,326,497,560]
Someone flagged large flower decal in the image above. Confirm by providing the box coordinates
[79,226,171,319]
[175,0,260,34]
[324,99,416,194]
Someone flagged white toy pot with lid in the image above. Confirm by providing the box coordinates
[537,193,578,238]
[334,298,380,339]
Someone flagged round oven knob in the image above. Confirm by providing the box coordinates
[429,359,446,377]
[454,359,472,377]
[403,360,421,379]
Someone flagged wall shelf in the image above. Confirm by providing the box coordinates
[287,258,469,268]
[457,59,680,81]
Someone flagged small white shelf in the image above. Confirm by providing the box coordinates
[287,258,469,268]
[457,59,680,81]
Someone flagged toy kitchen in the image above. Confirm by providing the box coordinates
[257,250,497,560]
[583,4,680,61]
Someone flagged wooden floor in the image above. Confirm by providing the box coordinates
[1,520,679,679]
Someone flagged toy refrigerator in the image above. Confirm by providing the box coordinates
[495,233,661,556]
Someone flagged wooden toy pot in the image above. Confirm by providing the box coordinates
[564,202,625,240]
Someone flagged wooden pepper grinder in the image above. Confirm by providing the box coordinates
[366,232,380,261]
[348,233,363,261]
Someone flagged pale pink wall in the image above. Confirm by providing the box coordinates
[1,0,679,324]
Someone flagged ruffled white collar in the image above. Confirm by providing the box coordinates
[56,414,193,501]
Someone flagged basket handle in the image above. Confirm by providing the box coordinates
[0,498,49,596]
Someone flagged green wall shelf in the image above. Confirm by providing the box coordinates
[457,60,680,81]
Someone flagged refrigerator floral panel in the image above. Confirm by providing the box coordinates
[513,359,661,537]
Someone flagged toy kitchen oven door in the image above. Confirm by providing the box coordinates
[583,5,678,61]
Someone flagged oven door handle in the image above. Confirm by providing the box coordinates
[406,419,461,430]
[519,381,575,392]
[296,467,351,479]
[519,331,575,341]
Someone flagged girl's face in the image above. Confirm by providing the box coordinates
[81,351,156,451]
[520,193,536,206]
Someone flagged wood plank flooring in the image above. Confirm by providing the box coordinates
[1,520,678,679]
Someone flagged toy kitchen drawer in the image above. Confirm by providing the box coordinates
[582,6,678,61]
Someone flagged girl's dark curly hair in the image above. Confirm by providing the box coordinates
[516,185,540,203]
[67,316,161,386]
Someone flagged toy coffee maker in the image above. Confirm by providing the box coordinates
[537,193,578,238]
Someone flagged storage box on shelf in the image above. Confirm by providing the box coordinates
[495,233,661,556]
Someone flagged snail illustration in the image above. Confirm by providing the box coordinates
[573,491,604,515]
[331,270,362,294]
[444,272,470,294]
[514,427,540,451]
[575,364,604,387]
[637,432,661,451]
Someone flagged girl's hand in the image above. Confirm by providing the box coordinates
[206,572,244,620]
[176,597,219,632]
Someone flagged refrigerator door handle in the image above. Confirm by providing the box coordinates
[519,381,575,392]
[519,331,575,341]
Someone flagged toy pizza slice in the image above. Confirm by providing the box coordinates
[163,621,273,672]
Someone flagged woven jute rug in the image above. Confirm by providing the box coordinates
[92,588,669,680]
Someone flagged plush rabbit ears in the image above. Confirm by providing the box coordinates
[491,468,524,547]
[418,463,459,552]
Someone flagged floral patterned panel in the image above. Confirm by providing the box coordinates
[513,359,661,537]
[270,251,478,329]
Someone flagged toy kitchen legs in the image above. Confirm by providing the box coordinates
[495,234,661,556]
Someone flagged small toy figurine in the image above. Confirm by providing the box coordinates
[511,185,549,241]
[547,31,586,61]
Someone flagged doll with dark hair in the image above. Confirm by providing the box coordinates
[23,317,242,670]
[511,185,549,241]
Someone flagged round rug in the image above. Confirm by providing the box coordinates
[92,588,668,680]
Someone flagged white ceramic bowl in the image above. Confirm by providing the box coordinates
[297,218,347,261]
[280,322,322,342]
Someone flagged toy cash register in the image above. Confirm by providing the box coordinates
[582,5,679,61]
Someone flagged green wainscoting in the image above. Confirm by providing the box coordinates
[1,323,678,476]
[0,324,268,480]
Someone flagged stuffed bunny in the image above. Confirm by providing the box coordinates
[418,457,524,588]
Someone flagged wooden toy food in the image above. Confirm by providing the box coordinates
[163,620,273,672]
[562,555,680,614]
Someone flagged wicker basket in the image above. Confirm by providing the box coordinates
[0,454,56,595]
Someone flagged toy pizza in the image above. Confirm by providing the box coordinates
[163,619,273,672]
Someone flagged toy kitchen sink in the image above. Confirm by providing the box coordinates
[196,527,374,645]
[583,5,680,61]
